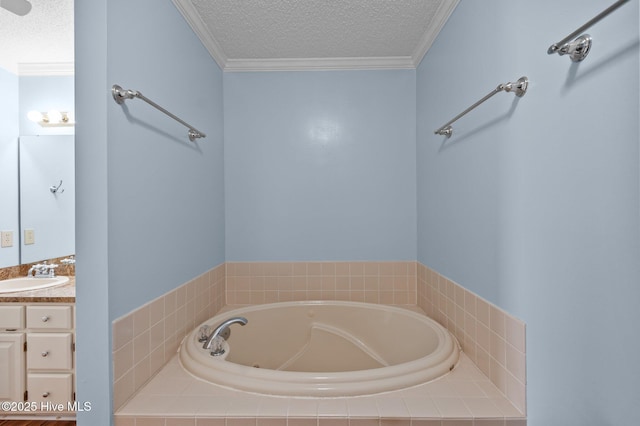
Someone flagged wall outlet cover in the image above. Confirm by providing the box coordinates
[24,229,35,245]
[1,231,13,248]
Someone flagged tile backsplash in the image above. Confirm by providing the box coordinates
[112,263,225,410]
[112,261,525,416]
[417,264,526,414]
[226,261,416,305]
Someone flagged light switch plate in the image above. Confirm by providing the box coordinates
[24,229,35,245]
[1,231,13,248]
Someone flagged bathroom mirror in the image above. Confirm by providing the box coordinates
[0,67,21,268]
[0,0,74,269]
[19,135,75,264]
[0,69,75,268]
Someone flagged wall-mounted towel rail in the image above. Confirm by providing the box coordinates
[547,0,630,62]
[111,84,206,142]
[434,77,528,138]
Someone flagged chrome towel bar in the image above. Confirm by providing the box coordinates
[434,77,528,138]
[111,84,206,142]
[547,0,630,62]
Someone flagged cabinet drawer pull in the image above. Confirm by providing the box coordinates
[41,316,50,322]
[41,351,49,357]
[42,391,50,398]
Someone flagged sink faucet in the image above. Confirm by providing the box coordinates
[202,316,248,356]
[27,262,58,278]
[60,256,75,265]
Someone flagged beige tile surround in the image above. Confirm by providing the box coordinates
[226,261,417,306]
[417,265,526,414]
[113,261,526,425]
[112,263,226,410]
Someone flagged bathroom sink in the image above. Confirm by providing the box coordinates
[0,276,70,294]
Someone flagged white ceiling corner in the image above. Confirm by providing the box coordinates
[172,0,459,72]
[0,0,74,75]
[172,0,229,71]
[411,0,459,66]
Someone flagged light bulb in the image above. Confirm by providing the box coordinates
[48,110,62,124]
[27,110,43,123]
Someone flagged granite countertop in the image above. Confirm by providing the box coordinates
[0,276,75,303]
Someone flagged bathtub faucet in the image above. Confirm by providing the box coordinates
[202,316,248,356]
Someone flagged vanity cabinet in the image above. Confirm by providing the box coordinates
[0,303,74,407]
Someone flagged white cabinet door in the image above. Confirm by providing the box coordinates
[0,333,25,401]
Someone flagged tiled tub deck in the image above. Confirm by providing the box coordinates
[115,305,525,426]
[116,352,524,426]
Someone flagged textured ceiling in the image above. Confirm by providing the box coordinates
[0,0,74,75]
[0,0,458,75]
[173,0,459,71]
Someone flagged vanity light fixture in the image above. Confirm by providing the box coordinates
[27,110,75,127]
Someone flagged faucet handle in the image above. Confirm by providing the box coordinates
[198,325,212,342]
[47,263,59,277]
[210,336,227,356]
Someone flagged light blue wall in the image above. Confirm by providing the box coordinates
[19,75,75,136]
[75,0,110,421]
[105,0,225,318]
[417,1,639,425]
[224,70,416,261]
[0,68,19,267]
[75,0,224,424]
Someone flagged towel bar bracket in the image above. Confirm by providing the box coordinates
[504,77,528,98]
[112,85,134,105]
[549,34,592,62]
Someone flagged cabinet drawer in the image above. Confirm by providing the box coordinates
[27,373,73,405]
[27,332,73,370]
[0,306,25,329]
[27,305,72,329]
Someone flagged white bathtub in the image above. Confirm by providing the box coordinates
[179,301,460,397]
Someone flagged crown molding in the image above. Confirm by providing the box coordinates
[172,0,228,70]
[173,0,458,72]
[411,0,460,67]
[223,56,416,72]
[17,62,74,76]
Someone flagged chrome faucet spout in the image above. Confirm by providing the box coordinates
[202,316,248,356]
[27,262,58,278]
